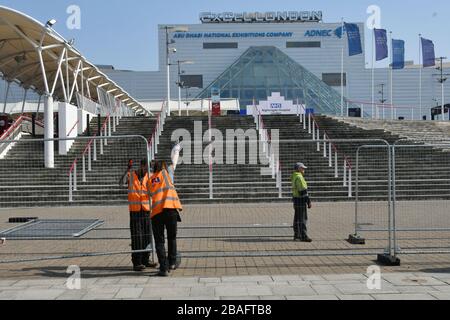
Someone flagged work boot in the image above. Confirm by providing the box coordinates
[157,270,169,277]
[301,237,312,243]
[169,255,181,271]
[145,262,158,268]
[133,265,145,272]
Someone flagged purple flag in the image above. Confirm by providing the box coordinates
[374,29,388,61]
[421,37,435,67]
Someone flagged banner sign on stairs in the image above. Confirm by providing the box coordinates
[247,92,305,115]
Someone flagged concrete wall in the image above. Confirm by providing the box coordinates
[77,109,95,135]
[100,21,450,120]
[58,102,78,155]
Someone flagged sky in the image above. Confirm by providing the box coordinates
[0,0,448,71]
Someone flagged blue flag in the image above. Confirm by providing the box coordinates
[374,29,388,61]
[421,37,436,67]
[392,39,405,70]
[344,23,362,56]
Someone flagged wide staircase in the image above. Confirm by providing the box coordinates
[155,115,280,203]
[335,117,450,145]
[0,116,157,207]
[313,115,450,200]
[2,114,450,208]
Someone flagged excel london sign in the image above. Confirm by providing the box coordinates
[200,11,323,24]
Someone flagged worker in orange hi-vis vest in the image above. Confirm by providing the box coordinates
[120,159,155,272]
[145,143,182,277]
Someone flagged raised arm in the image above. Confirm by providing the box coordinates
[171,143,182,172]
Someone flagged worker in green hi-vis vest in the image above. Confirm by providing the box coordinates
[291,163,312,242]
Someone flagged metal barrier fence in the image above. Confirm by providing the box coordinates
[0,135,156,265]
[1,133,449,266]
[391,141,450,256]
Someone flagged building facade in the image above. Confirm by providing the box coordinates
[2,11,449,119]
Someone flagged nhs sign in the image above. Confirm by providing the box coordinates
[270,103,282,109]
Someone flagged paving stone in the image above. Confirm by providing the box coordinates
[115,287,144,299]
[0,290,20,299]
[271,275,302,281]
[429,292,450,300]
[221,296,260,300]
[82,293,117,300]
[117,277,149,285]
[141,287,190,298]
[371,293,436,300]
[215,286,248,297]
[286,295,338,300]
[395,286,441,294]
[199,277,221,283]
[259,295,286,300]
[301,275,325,281]
[323,274,367,281]
[288,280,312,286]
[431,285,450,292]
[0,280,18,286]
[56,290,89,300]
[271,285,317,297]
[382,274,446,286]
[15,289,65,300]
[312,284,341,295]
[338,295,375,300]
[259,281,290,287]
[13,279,64,287]
[246,286,273,296]
[222,276,272,283]
[334,283,399,295]
[189,286,215,297]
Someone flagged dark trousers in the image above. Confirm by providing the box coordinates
[130,211,151,266]
[293,198,308,239]
[151,209,178,272]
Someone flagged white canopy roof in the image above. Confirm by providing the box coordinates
[0,6,149,115]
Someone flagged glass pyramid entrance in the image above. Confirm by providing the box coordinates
[196,46,356,115]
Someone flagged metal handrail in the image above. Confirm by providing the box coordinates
[308,108,353,170]
[68,114,110,175]
[0,115,44,141]
[66,120,79,137]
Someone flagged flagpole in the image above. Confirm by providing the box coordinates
[390,31,394,120]
[341,18,344,118]
[419,34,422,121]
[372,29,375,119]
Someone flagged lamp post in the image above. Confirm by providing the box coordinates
[162,26,188,116]
[377,83,387,119]
[435,57,448,121]
[174,60,194,116]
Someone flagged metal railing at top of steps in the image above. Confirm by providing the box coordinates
[306,109,353,197]
[0,115,44,141]
[252,102,282,198]
[148,101,166,161]
[0,115,45,158]
[67,113,113,202]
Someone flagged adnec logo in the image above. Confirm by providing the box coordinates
[305,26,345,38]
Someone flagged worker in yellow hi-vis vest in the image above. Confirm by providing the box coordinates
[291,162,312,242]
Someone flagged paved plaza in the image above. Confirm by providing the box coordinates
[1,203,450,299]
[1,272,450,300]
